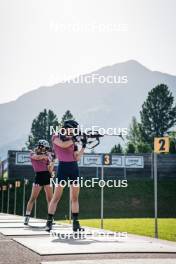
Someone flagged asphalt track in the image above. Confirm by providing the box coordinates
[0,213,176,264]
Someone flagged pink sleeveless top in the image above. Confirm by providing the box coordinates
[30,152,50,172]
[52,135,76,162]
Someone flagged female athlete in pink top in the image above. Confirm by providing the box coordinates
[52,134,76,162]
[30,151,51,171]
[24,140,53,225]
[46,120,87,232]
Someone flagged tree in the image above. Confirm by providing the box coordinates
[168,131,176,153]
[27,109,59,149]
[136,142,151,153]
[126,143,135,154]
[140,84,176,144]
[110,144,123,154]
[61,110,75,126]
[126,116,143,146]
[169,140,176,154]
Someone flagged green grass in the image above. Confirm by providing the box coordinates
[58,218,176,242]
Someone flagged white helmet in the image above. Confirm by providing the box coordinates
[37,139,50,149]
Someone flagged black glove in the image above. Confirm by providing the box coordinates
[72,135,79,142]
[81,133,87,148]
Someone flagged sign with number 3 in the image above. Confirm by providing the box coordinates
[102,154,112,165]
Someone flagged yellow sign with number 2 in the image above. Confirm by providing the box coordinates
[154,137,170,153]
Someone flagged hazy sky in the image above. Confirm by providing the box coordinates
[0,0,175,104]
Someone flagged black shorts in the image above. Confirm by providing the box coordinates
[57,161,79,184]
[34,171,51,186]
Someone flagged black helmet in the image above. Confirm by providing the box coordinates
[63,119,79,129]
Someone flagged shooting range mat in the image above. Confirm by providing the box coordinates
[0,214,23,220]
[0,224,70,236]
[13,234,176,255]
[1,214,176,255]
[0,218,45,223]
[0,222,46,228]
[41,260,176,264]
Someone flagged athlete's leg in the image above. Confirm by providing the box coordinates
[45,184,64,231]
[70,184,79,213]
[26,184,41,213]
[70,183,84,231]
[24,184,41,225]
[48,184,64,214]
[44,184,53,209]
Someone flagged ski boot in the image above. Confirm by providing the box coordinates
[45,219,53,232]
[72,220,85,238]
[24,215,30,225]
[73,220,85,232]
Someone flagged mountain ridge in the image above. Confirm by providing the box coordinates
[0,60,176,158]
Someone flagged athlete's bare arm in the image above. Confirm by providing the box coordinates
[31,154,48,161]
[48,155,55,174]
[74,147,85,161]
[48,162,55,174]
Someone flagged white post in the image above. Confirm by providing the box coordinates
[34,200,37,218]
[124,155,127,179]
[100,166,104,229]
[7,187,10,214]
[1,190,4,212]
[22,180,26,216]
[151,152,154,179]
[69,188,72,224]
[96,167,99,178]
[154,152,158,238]
[14,185,17,215]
